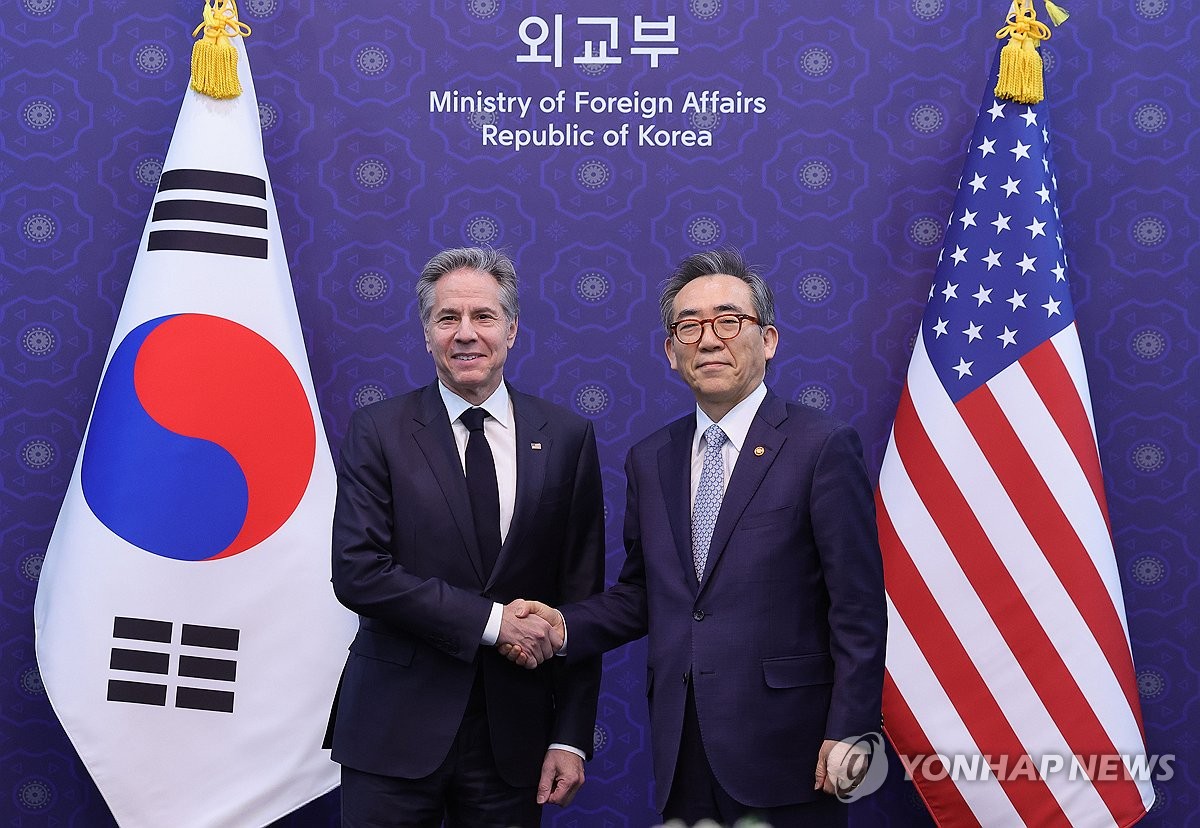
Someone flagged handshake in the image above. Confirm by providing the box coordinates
[496,599,564,669]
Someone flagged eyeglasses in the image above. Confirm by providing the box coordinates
[668,313,761,344]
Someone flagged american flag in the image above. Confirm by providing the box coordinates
[877,47,1154,826]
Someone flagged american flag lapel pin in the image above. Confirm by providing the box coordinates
[531,442,542,450]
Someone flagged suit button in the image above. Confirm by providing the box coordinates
[682,672,689,684]
[692,610,705,621]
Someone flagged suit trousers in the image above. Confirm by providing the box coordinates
[340,671,541,828]
[663,682,848,828]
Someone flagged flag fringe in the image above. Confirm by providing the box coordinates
[994,0,1051,104]
[1043,0,1070,26]
[190,0,251,100]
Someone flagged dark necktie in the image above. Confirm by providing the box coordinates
[460,407,501,576]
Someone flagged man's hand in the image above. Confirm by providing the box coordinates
[814,738,869,796]
[497,600,564,668]
[496,599,562,668]
[537,748,584,806]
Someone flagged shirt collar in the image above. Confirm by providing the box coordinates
[439,381,513,431]
[692,383,767,456]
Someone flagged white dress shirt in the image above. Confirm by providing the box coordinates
[690,382,769,506]
[439,381,584,759]
[439,382,515,649]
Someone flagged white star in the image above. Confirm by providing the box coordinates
[963,321,983,342]
[983,248,1003,270]
[1020,108,1038,127]
[979,136,996,157]
[1010,140,1031,161]
[1007,289,1027,310]
[1026,217,1047,238]
[997,326,1018,348]
[968,173,987,192]
[959,209,978,229]
[1036,184,1051,204]
[928,283,936,299]
[972,285,993,305]
[1043,126,1049,143]
[953,358,974,378]
[1001,176,1021,197]
[942,281,959,301]
[991,212,1012,233]
[1016,254,1038,274]
[988,100,1006,121]
[1043,296,1062,316]
[932,317,949,337]
[1051,262,1066,282]
[1043,156,1050,172]
[950,245,969,265]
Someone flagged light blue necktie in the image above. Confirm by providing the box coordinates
[691,424,727,582]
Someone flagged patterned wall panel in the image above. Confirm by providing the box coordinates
[2,1,1195,825]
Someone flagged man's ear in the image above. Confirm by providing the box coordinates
[762,324,778,361]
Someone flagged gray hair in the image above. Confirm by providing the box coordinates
[658,248,775,331]
[416,247,520,325]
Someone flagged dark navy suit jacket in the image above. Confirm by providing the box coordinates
[326,382,604,786]
[562,390,885,810]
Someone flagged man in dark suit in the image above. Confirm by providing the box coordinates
[327,247,605,827]
[508,249,886,826]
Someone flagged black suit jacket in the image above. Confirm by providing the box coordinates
[563,391,886,809]
[327,382,604,785]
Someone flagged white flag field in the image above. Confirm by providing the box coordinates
[34,27,356,828]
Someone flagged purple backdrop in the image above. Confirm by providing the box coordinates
[3,0,1196,825]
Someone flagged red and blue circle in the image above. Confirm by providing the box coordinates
[82,314,316,561]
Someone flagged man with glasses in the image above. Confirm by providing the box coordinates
[507,249,886,826]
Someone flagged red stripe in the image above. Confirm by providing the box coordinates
[883,671,981,828]
[878,485,1070,826]
[889,382,1145,823]
[958,382,1145,755]
[1021,336,1111,534]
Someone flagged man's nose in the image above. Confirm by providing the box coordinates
[696,321,724,348]
[453,318,477,341]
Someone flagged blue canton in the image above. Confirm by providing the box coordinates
[923,86,1076,402]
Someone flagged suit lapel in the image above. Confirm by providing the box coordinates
[491,388,549,587]
[412,382,487,584]
[698,393,787,594]
[658,416,697,595]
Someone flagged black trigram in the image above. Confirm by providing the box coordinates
[107,616,239,713]
[146,169,268,259]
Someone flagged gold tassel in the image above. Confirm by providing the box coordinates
[190,0,252,100]
[994,0,1052,104]
[1043,0,1070,26]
